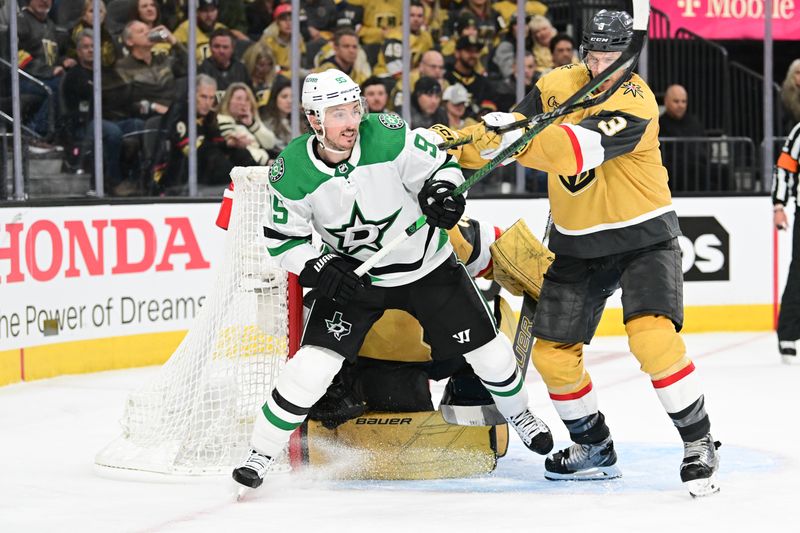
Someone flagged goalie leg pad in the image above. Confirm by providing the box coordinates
[253,345,345,456]
[301,411,502,480]
[463,334,528,417]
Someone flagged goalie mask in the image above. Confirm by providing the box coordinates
[302,69,367,154]
[580,10,633,57]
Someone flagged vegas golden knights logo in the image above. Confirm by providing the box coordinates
[558,168,597,195]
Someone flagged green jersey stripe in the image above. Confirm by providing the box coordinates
[268,238,310,257]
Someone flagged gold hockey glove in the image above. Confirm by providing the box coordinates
[490,219,554,299]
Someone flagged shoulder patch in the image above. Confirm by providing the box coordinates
[621,81,645,98]
[269,157,285,182]
[378,113,405,130]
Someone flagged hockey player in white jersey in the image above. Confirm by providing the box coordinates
[232,69,553,492]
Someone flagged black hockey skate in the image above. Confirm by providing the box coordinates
[544,435,622,481]
[680,433,721,497]
[232,450,275,493]
[505,409,553,454]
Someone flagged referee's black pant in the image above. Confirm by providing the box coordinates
[778,211,800,342]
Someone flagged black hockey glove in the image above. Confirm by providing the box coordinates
[298,253,370,305]
[418,179,466,229]
[308,364,366,430]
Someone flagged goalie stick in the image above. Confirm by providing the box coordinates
[353,0,650,279]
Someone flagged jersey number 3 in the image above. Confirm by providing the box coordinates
[597,117,628,136]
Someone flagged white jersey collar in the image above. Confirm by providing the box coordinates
[305,135,362,176]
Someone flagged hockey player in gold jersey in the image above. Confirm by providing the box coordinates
[435,9,721,497]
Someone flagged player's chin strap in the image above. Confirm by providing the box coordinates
[313,127,354,156]
[310,103,365,156]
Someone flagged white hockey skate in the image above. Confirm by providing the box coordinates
[505,409,553,454]
[232,450,275,500]
[544,435,622,480]
[779,340,798,365]
[680,433,721,497]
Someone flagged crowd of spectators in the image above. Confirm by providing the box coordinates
[7,0,792,197]
[8,0,563,196]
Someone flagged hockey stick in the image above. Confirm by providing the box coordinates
[437,2,650,150]
[354,0,649,279]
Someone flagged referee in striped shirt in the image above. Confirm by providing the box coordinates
[773,122,800,362]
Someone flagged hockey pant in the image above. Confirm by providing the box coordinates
[531,315,710,444]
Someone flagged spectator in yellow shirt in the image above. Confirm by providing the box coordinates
[173,0,248,64]
[260,2,306,77]
[373,2,433,77]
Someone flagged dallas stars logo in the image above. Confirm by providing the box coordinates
[325,312,352,340]
[269,157,285,182]
[378,113,405,130]
[621,81,644,98]
[325,201,400,255]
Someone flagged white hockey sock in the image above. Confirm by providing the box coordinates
[652,362,702,414]
[463,334,528,417]
[549,380,598,421]
[252,345,345,457]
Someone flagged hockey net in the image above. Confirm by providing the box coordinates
[95,168,302,477]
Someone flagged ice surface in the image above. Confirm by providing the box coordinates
[1,332,798,532]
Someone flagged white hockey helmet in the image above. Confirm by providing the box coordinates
[302,69,363,121]
[302,69,366,153]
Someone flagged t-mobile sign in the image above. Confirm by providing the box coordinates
[652,0,799,40]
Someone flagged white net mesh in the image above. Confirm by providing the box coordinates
[95,169,298,476]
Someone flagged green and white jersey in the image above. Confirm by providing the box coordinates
[264,113,463,287]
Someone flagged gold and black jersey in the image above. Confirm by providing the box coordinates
[458,65,679,259]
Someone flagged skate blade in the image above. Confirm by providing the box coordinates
[234,484,252,502]
[544,464,622,481]
[781,355,798,365]
[685,474,720,497]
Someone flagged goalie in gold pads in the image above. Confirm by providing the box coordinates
[430,9,721,497]
[300,216,554,479]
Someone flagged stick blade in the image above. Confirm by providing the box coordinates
[439,404,507,426]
